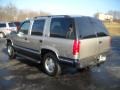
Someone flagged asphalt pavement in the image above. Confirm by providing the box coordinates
[0,37,120,90]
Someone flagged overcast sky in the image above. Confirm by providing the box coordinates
[1,0,120,16]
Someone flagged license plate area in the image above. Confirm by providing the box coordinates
[98,55,106,62]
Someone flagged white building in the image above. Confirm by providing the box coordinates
[95,13,113,21]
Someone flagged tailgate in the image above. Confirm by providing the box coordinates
[97,36,111,54]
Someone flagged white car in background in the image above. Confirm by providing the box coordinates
[0,22,17,38]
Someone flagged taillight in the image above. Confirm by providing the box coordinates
[73,40,80,56]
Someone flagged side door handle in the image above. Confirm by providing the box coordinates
[39,40,43,43]
[24,37,27,40]
[99,41,102,44]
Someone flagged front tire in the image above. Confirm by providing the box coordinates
[7,44,16,59]
[42,53,61,76]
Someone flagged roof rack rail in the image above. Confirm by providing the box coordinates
[51,15,70,17]
[34,15,70,19]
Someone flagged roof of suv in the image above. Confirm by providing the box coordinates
[32,15,97,21]
[34,15,70,18]
[0,22,15,24]
[0,22,8,24]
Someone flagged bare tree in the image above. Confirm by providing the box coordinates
[0,2,50,21]
[107,10,120,20]
[0,2,18,21]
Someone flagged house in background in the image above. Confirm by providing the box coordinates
[95,13,113,22]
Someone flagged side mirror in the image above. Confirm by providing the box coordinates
[17,32,24,37]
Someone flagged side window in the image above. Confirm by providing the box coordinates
[50,18,75,39]
[31,19,45,36]
[19,21,30,35]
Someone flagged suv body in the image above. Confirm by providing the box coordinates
[6,15,111,76]
[0,22,17,38]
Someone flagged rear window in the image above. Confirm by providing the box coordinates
[0,23,6,28]
[75,17,109,39]
[90,18,109,37]
[8,23,16,27]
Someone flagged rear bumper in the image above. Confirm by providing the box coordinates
[59,56,79,67]
[59,50,111,68]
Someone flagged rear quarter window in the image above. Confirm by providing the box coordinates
[50,18,75,39]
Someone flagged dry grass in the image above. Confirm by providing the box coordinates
[104,22,120,36]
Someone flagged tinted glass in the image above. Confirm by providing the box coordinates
[8,23,16,27]
[75,17,109,39]
[0,23,6,27]
[89,18,109,37]
[14,22,20,26]
[31,19,45,36]
[50,18,75,39]
[75,17,96,39]
[19,21,30,34]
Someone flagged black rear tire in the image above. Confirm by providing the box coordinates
[42,53,61,76]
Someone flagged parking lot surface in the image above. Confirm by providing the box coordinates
[0,37,120,90]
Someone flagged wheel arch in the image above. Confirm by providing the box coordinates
[41,48,60,60]
[6,39,13,46]
[0,32,5,37]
